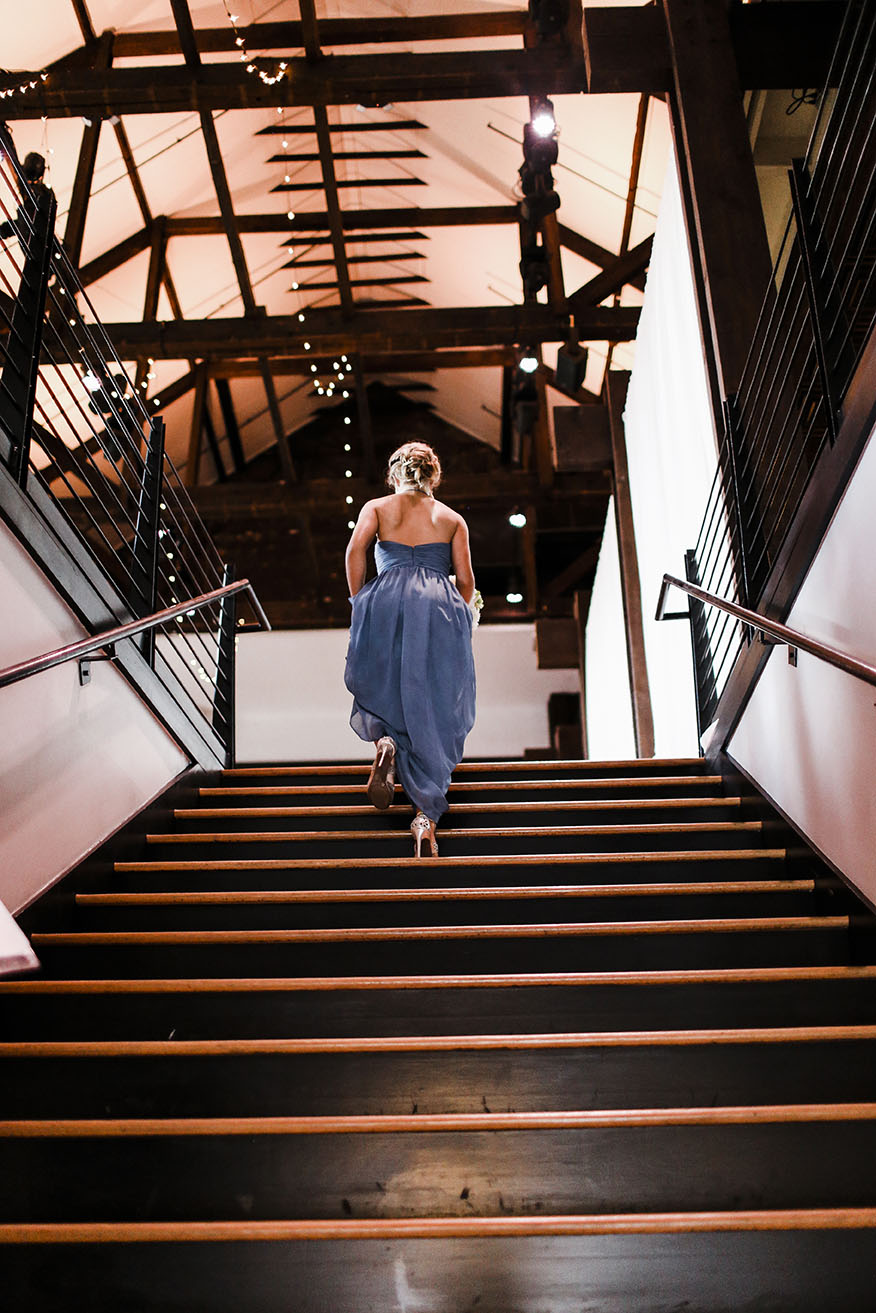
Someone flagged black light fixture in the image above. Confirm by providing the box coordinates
[528,0,569,42]
[554,338,589,394]
[519,242,550,296]
[523,109,558,172]
[529,98,557,140]
[518,170,560,223]
[511,370,538,437]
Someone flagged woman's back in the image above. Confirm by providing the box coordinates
[373,491,460,546]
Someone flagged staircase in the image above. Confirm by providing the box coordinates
[2,756,876,1310]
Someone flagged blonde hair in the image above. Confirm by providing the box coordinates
[387,442,442,493]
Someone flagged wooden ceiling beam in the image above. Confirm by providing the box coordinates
[3,48,587,118]
[582,1,843,93]
[213,377,245,474]
[601,92,650,375]
[257,120,428,135]
[272,177,426,191]
[78,225,152,287]
[288,276,429,291]
[557,224,647,291]
[169,0,295,482]
[168,207,518,236]
[61,35,111,268]
[283,252,424,269]
[570,235,653,310]
[284,232,427,247]
[112,12,529,58]
[298,0,376,482]
[192,471,612,519]
[207,348,515,378]
[102,304,638,359]
[269,150,427,163]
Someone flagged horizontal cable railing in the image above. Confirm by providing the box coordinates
[683,0,876,732]
[0,134,253,763]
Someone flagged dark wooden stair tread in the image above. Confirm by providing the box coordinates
[176,797,745,819]
[31,914,844,948]
[75,880,811,906]
[4,1208,876,1245]
[149,820,764,843]
[220,758,706,778]
[114,849,787,871]
[5,1024,875,1056]
[199,775,725,796]
[4,1103,876,1136]
[4,964,876,995]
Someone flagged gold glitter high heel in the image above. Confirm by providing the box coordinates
[410,811,438,858]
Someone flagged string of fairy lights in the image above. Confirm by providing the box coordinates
[221,3,289,87]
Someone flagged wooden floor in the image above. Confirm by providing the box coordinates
[3,755,876,1311]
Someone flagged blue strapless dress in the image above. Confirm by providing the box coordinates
[345,540,476,821]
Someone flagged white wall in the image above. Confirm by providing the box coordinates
[728,421,876,903]
[0,520,188,914]
[236,623,580,763]
[585,498,636,759]
[585,156,719,758]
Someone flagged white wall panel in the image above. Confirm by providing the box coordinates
[236,623,580,764]
[0,521,188,913]
[728,422,876,902]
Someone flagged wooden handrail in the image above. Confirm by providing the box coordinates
[0,579,270,690]
[657,573,876,687]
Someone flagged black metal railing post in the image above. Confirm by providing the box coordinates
[788,157,842,444]
[213,562,238,766]
[720,393,752,613]
[129,416,166,667]
[0,186,57,486]
[684,548,719,742]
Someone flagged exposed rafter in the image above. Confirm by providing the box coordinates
[98,304,638,360]
[112,12,530,57]
[169,0,294,481]
[3,47,588,118]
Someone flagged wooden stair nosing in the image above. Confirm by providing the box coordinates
[3,965,876,995]
[198,775,725,797]
[221,758,707,778]
[4,1208,876,1242]
[4,1103,876,1137]
[175,797,746,819]
[148,820,764,844]
[75,879,814,907]
[3,1024,876,1057]
[30,915,847,947]
[113,849,787,872]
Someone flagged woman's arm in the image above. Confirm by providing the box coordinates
[450,515,475,604]
[345,500,380,597]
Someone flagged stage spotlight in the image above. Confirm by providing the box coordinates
[508,511,527,528]
[519,350,539,374]
[530,99,556,139]
[523,120,558,171]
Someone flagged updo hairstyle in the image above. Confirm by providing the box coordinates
[386,442,442,493]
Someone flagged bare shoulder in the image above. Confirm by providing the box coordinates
[434,498,468,534]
